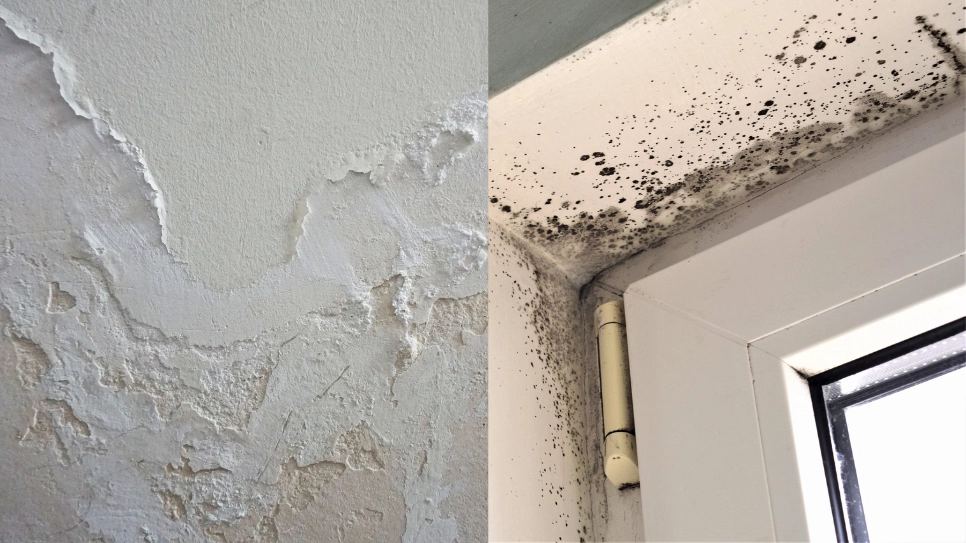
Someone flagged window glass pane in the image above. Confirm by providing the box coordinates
[846,366,966,542]
[822,332,966,404]
[812,323,966,542]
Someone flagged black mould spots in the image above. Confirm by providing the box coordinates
[490,197,499,203]
[900,89,919,100]
[501,205,511,213]
[916,16,966,75]
[492,230,594,539]
[495,12,966,287]
[958,29,966,35]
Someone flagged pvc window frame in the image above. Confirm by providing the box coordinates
[621,125,965,541]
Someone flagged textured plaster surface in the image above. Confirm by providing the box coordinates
[0,7,487,541]
[490,0,966,286]
[0,0,486,288]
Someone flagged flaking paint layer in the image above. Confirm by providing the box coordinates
[0,15,487,542]
[0,0,486,288]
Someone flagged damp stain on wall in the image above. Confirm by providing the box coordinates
[490,0,966,285]
[0,14,487,542]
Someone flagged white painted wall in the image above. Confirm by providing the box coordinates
[0,2,487,540]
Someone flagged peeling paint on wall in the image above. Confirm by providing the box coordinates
[0,9,487,541]
[490,0,965,285]
[0,0,486,288]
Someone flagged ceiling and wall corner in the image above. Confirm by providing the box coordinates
[488,0,964,540]
[490,0,966,287]
[0,1,487,541]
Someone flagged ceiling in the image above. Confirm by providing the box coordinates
[489,0,660,95]
[489,0,965,285]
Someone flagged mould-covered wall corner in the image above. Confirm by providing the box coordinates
[490,0,965,538]
[490,0,966,286]
[0,3,487,540]
[489,224,595,542]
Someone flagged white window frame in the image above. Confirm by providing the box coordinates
[622,126,965,541]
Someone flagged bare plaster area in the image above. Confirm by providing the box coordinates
[490,0,966,286]
[0,8,487,542]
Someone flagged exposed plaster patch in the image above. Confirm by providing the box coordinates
[11,337,51,389]
[276,457,347,511]
[334,422,387,471]
[0,16,486,542]
[388,292,488,404]
[46,282,76,313]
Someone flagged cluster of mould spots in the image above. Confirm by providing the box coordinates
[492,226,595,542]
[490,4,966,283]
